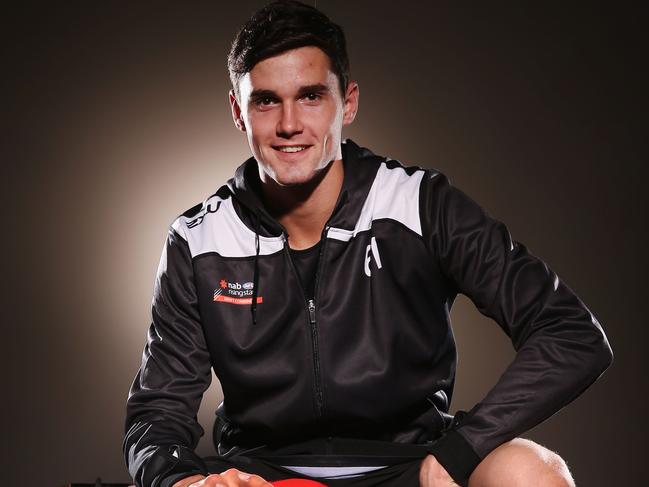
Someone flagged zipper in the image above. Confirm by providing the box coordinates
[310,225,330,417]
[308,298,316,323]
[283,230,328,418]
[308,298,323,417]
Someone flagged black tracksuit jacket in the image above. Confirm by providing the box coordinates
[124,139,613,487]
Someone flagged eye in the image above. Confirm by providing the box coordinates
[252,95,277,108]
[303,92,322,102]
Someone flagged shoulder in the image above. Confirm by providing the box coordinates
[170,184,232,240]
[368,152,449,200]
[359,153,449,238]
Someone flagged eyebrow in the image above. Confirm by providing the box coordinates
[249,83,330,102]
[296,83,329,97]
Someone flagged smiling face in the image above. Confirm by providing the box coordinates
[230,46,358,187]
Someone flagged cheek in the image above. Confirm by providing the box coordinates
[322,102,344,135]
[246,111,275,138]
[308,106,340,139]
[323,106,344,145]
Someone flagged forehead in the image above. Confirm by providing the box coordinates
[240,46,337,97]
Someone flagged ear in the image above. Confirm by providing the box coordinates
[342,81,360,126]
[229,89,246,132]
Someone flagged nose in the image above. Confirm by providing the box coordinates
[277,101,303,138]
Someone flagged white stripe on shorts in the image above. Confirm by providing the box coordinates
[279,465,388,479]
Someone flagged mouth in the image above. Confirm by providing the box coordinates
[272,144,312,154]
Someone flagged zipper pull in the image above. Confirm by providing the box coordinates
[308,299,316,324]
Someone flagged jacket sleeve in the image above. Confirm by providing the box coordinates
[420,172,613,486]
[123,226,213,487]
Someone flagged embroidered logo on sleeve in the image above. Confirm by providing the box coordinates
[214,278,263,305]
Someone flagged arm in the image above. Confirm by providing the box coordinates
[124,226,213,487]
[420,172,613,486]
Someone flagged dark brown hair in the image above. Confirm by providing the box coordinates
[228,0,350,99]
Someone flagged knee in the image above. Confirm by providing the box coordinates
[469,438,575,487]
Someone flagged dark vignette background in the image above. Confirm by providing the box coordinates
[4,2,647,486]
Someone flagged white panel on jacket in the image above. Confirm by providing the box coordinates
[172,196,285,258]
[328,162,424,242]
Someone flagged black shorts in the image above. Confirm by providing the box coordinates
[203,437,430,486]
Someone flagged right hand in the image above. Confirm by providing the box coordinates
[419,455,458,486]
[173,468,274,487]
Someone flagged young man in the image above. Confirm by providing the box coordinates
[123,2,613,486]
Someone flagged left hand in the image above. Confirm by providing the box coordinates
[419,454,458,486]
[187,468,273,486]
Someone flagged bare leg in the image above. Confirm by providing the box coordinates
[468,438,575,487]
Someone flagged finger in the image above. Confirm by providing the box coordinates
[219,468,273,486]
[235,471,273,486]
[249,474,273,486]
[193,473,227,486]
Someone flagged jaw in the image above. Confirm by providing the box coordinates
[254,132,342,187]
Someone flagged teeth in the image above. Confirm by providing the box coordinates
[277,146,307,153]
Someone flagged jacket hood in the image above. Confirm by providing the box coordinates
[226,138,385,238]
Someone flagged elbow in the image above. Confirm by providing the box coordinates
[569,316,614,384]
[598,335,614,375]
[589,324,613,380]
[585,309,613,378]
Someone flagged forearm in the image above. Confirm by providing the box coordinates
[457,318,612,458]
[124,417,209,487]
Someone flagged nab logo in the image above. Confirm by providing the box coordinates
[364,236,383,277]
[214,278,262,305]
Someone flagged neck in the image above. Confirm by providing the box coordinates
[260,159,344,250]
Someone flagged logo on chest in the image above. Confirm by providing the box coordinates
[364,236,383,277]
[213,279,263,305]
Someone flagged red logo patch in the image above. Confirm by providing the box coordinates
[214,278,263,305]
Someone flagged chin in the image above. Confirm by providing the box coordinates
[271,163,323,187]
[273,172,317,187]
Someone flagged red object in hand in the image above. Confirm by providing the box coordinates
[272,480,328,487]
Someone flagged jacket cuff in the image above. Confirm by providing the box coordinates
[142,445,208,487]
[426,429,482,487]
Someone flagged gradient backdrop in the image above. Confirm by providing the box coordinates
[5,2,647,486]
